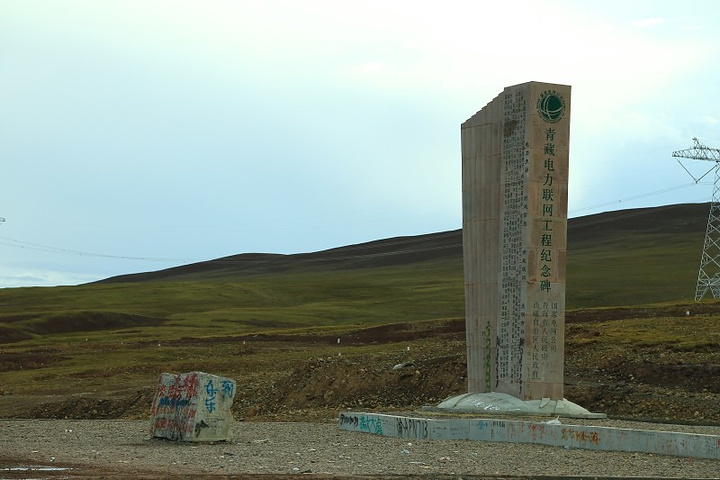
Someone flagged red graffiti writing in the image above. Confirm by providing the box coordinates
[560,428,600,444]
[152,417,193,435]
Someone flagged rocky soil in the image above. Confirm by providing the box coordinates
[1,418,719,479]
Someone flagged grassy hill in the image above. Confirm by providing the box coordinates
[98,202,708,310]
[0,203,710,344]
[0,202,718,423]
[567,203,706,307]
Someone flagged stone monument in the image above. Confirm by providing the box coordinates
[438,81,602,417]
[149,371,237,441]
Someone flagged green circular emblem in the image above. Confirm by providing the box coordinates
[536,90,565,123]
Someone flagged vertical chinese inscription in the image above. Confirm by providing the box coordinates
[539,126,556,296]
[497,90,528,394]
[527,121,565,386]
[529,300,561,381]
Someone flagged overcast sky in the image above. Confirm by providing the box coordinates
[1,0,720,288]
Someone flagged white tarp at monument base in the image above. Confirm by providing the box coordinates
[434,391,605,419]
[149,371,236,442]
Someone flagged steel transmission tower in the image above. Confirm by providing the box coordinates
[673,138,720,300]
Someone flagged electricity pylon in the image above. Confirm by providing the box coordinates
[673,138,720,300]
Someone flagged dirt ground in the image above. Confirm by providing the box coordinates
[1,418,719,479]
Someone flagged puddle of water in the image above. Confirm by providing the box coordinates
[2,465,71,471]
[1,465,73,480]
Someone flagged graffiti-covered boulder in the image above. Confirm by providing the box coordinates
[149,371,236,442]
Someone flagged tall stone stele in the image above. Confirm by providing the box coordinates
[439,81,602,417]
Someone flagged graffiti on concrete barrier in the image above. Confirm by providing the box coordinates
[360,416,383,435]
[338,413,383,435]
[561,427,600,444]
[339,413,359,427]
[396,417,429,439]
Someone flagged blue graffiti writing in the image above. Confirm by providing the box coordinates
[221,380,234,399]
[205,379,218,412]
[359,416,384,435]
[158,397,190,408]
[339,414,384,435]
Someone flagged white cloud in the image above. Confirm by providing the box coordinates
[0,267,100,288]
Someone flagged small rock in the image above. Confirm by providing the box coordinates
[393,362,414,371]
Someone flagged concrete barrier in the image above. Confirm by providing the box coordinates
[150,371,236,442]
[338,412,720,460]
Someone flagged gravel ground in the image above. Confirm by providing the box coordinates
[1,418,719,479]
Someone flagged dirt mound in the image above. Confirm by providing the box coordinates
[3,311,720,425]
[0,325,32,343]
[0,347,67,371]
[253,353,467,414]
[27,390,153,420]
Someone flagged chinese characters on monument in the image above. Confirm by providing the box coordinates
[462,81,570,401]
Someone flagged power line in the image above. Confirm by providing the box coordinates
[569,181,707,216]
[0,182,710,264]
[0,236,194,263]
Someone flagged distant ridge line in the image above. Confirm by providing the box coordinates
[95,203,708,284]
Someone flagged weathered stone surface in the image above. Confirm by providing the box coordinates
[149,371,236,442]
[461,81,571,400]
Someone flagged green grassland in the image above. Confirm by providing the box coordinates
[0,203,718,420]
[0,258,465,344]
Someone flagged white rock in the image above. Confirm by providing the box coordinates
[149,371,236,442]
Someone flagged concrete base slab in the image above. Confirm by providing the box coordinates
[338,411,720,461]
[430,392,606,419]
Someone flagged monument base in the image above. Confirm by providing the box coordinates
[338,411,719,460]
[428,392,606,419]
